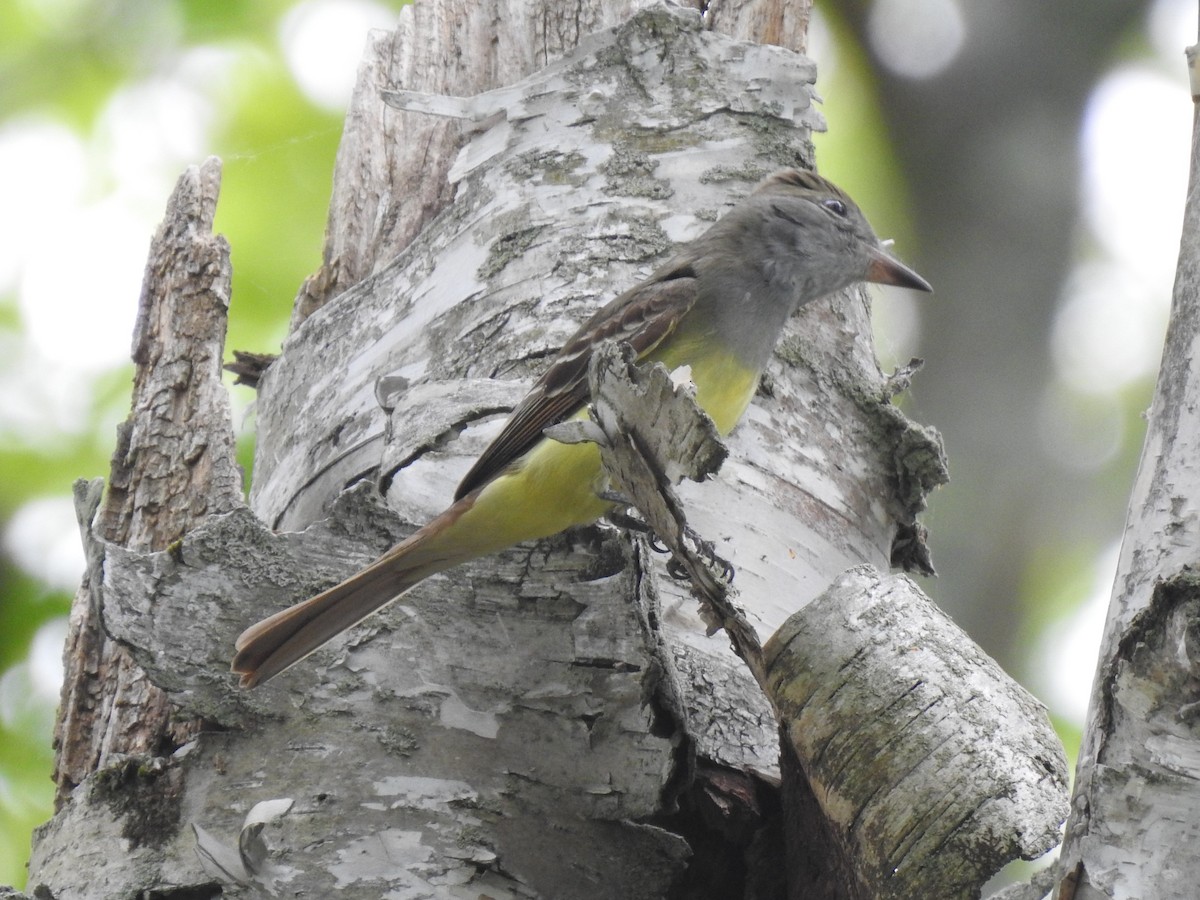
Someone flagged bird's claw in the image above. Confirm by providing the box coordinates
[603,508,677,555]
[605,508,649,534]
[605,509,732,581]
[661,527,735,583]
[686,526,735,583]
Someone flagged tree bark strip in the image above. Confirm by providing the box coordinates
[53,157,241,804]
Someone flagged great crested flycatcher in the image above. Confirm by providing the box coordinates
[232,168,932,687]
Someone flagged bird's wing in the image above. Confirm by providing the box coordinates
[454,263,700,500]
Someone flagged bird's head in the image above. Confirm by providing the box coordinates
[750,168,932,300]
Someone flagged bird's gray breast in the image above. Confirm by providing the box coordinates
[694,265,801,372]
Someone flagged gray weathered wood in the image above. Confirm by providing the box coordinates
[33,157,245,897]
[768,568,1067,899]
[51,155,241,801]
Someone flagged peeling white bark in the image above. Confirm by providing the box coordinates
[251,6,840,800]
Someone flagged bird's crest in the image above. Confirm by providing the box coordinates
[756,168,851,204]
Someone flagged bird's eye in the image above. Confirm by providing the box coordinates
[822,198,848,217]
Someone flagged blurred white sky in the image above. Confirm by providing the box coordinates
[0,0,1195,727]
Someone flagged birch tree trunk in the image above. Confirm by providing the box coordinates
[26,2,1067,898]
[1052,42,1200,900]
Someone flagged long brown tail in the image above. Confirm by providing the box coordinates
[232,497,476,688]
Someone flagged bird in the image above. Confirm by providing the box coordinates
[232,168,932,687]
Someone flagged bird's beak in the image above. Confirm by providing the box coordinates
[866,245,933,293]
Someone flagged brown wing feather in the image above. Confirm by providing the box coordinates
[454,265,700,500]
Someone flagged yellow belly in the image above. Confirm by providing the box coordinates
[452,340,761,555]
[454,433,610,555]
[651,333,761,435]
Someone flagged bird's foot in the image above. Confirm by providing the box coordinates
[665,527,734,583]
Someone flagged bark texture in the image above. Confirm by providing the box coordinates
[768,569,1065,899]
[297,0,808,324]
[34,157,243,894]
[1054,46,1200,900]
[51,157,240,803]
